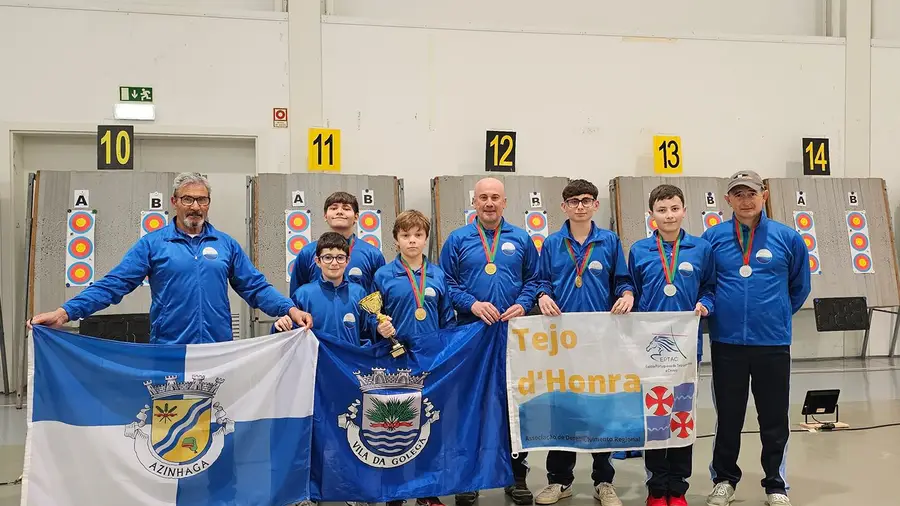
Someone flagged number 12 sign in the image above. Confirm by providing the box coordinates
[485,130,516,172]
[653,135,682,174]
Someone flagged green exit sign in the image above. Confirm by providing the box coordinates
[119,86,153,102]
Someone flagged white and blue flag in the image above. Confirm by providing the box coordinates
[22,326,316,506]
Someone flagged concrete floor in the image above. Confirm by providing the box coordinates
[2,359,899,505]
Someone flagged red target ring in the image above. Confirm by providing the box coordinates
[531,234,545,252]
[68,211,94,234]
[67,262,93,285]
[359,211,380,233]
[809,254,819,272]
[847,212,866,231]
[286,211,310,233]
[466,211,477,225]
[286,235,308,255]
[527,212,546,231]
[801,233,816,252]
[67,237,93,260]
[853,253,873,272]
[850,232,869,251]
[360,234,381,249]
[703,212,721,229]
[646,215,658,231]
[795,212,813,231]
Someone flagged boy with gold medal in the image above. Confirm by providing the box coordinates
[533,179,634,506]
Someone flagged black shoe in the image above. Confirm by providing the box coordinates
[504,481,533,505]
[416,498,445,506]
[454,491,478,506]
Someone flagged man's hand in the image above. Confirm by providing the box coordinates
[500,304,526,321]
[288,307,313,329]
[695,302,709,317]
[538,294,561,316]
[377,317,395,338]
[28,308,69,329]
[471,301,501,325]
[611,291,634,315]
[273,315,294,332]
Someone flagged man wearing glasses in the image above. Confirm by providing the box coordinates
[532,179,633,506]
[30,172,313,344]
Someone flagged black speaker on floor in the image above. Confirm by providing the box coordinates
[79,313,151,343]
[813,296,869,332]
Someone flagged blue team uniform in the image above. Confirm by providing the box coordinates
[701,212,810,346]
[439,218,542,325]
[62,220,294,345]
[278,276,376,345]
[289,234,385,295]
[373,256,456,338]
[539,221,634,312]
[628,229,716,358]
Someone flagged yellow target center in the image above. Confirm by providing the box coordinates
[74,268,85,277]
[76,243,86,253]
[75,218,86,228]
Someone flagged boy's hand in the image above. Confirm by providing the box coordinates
[273,315,294,332]
[538,294,561,316]
[695,302,709,317]
[471,301,501,325]
[500,304,525,321]
[377,317,395,338]
[611,291,634,314]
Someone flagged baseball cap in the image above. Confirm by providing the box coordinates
[726,170,765,193]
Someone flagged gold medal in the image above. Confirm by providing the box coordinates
[485,263,497,275]
[415,308,427,321]
[575,275,583,288]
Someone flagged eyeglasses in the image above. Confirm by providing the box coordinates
[318,254,348,264]
[565,197,596,208]
[178,195,211,206]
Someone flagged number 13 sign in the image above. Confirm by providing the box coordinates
[653,135,682,174]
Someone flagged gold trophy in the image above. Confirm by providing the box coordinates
[359,291,407,358]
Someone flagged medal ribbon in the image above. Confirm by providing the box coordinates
[476,220,501,265]
[733,219,755,266]
[655,232,682,285]
[564,239,595,278]
[400,257,427,310]
[348,235,356,255]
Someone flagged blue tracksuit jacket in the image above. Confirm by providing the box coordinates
[289,234,385,295]
[373,256,456,338]
[439,218,542,325]
[280,276,376,345]
[62,220,294,345]
[701,212,811,346]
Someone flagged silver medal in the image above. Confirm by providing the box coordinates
[664,284,677,297]
[739,265,752,278]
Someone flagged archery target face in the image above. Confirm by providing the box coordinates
[702,211,723,230]
[286,211,311,233]
[285,209,313,282]
[358,211,380,233]
[67,262,93,286]
[847,212,866,231]
[67,237,93,260]
[68,211,94,234]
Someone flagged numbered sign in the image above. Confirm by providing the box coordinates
[802,138,830,176]
[97,125,134,170]
[308,128,341,172]
[485,130,516,172]
[653,135,682,174]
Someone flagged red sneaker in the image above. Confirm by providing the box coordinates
[646,495,667,506]
[668,495,688,506]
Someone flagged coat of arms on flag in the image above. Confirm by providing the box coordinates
[124,374,235,478]
[644,382,695,444]
[338,368,440,468]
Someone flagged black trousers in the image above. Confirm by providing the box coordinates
[645,445,692,497]
[710,341,791,495]
[546,451,614,486]
[512,451,529,481]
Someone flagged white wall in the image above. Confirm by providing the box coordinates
[0,3,290,389]
[330,0,826,37]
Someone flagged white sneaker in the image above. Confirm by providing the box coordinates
[535,484,573,505]
[766,493,792,506]
[592,483,622,506]
[706,483,735,506]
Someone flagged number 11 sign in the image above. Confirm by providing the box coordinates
[308,128,341,172]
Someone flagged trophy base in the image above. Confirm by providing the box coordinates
[390,343,407,358]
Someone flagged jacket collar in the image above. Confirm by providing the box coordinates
[469,217,511,235]
[648,229,696,250]
[561,220,604,245]
[391,255,434,278]
[163,219,219,242]
[318,275,348,292]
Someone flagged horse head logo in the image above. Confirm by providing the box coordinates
[646,334,687,362]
